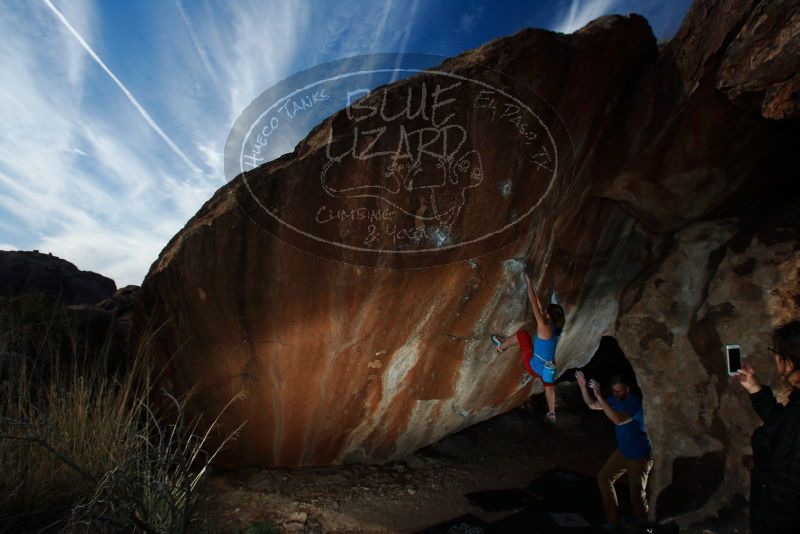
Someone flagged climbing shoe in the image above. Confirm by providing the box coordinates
[491,334,505,351]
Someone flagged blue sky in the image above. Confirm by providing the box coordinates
[0,0,691,286]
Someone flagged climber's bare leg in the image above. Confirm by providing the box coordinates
[544,384,556,416]
[498,335,519,351]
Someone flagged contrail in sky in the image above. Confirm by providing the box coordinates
[389,0,420,84]
[42,0,202,175]
[370,0,394,53]
[174,0,222,89]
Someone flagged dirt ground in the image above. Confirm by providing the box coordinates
[192,385,747,533]
[193,385,611,533]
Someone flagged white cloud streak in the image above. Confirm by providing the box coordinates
[1,0,426,286]
[552,0,623,34]
[0,1,213,286]
[389,0,421,83]
[42,0,202,175]
[174,0,223,90]
[457,5,484,34]
[370,0,395,53]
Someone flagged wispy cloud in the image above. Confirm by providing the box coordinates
[43,0,202,176]
[0,0,429,286]
[174,0,223,90]
[152,0,315,181]
[370,0,395,53]
[389,0,421,83]
[457,5,484,34]
[159,0,314,124]
[549,0,694,41]
[397,0,421,57]
[303,0,416,63]
[552,0,623,34]
[0,1,213,285]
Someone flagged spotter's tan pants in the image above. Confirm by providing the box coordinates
[597,449,654,525]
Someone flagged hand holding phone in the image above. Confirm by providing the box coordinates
[734,362,762,394]
[726,345,742,376]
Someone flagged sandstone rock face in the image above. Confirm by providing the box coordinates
[717,0,800,119]
[134,0,799,526]
[137,14,659,466]
[616,217,800,523]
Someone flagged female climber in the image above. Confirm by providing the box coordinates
[491,265,565,424]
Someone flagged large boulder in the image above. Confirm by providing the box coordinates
[133,0,799,526]
[136,13,659,466]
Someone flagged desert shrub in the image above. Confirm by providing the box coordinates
[0,296,243,533]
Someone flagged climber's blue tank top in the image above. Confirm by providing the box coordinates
[533,333,558,362]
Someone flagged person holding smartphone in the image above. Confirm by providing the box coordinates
[734,321,800,534]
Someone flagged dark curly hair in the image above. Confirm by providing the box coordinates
[774,321,800,372]
[546,303,565,335]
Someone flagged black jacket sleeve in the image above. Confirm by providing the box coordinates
[751,388,800,533]
[750,386,784,425]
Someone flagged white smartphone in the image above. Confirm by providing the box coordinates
[726,345,742,375]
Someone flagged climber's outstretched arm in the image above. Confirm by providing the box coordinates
[525,272,552,339]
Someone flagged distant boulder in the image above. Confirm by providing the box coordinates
[0,250,116,305]
[0,251,139,372]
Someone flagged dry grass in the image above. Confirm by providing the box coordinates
[0,295,242,533]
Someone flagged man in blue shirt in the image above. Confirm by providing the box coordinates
[576,371,653,531]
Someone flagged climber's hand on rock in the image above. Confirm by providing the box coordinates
[524,263,534,278]
[735,362,762,394]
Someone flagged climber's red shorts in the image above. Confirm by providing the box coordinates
[516,329,554,388]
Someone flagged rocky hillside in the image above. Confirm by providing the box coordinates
[0,250,116,305]
[0,250,140,369]
[133,0,799,525]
